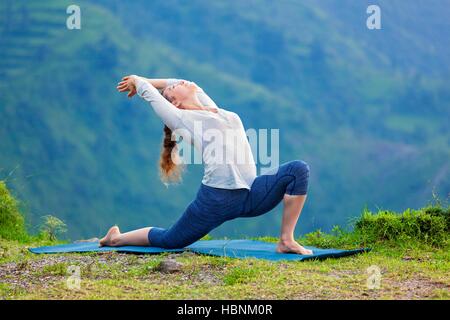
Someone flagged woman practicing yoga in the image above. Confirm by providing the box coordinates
[100,75,312,255]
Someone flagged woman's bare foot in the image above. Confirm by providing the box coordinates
[276,239,313,255]
[99,226,121,247]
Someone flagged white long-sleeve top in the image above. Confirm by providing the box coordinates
[133,75,257,190]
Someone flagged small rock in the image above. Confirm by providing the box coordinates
[402,256,413,261]
[156,258,183,273]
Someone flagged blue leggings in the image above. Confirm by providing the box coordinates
[148,160,310,248]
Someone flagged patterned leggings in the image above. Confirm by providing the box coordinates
[148,160,310,248]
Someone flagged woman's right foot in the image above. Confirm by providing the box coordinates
[276,239,313,255]
[99,226,121,247]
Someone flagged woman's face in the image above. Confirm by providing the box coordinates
[163,80,198,108]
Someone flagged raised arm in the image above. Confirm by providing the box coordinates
[141,78,172,90]
[131,76,183,130]
[163,78,219,109]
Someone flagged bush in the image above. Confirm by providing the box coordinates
[0,180,29,242]
[303,205,449,249]
[423,205,450,232]
[354,206,448,247]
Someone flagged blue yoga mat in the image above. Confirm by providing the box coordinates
[187,240,371,261]
[29,239,370,261]
[29,241,185,254]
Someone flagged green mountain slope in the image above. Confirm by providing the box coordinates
[0,0,448,240]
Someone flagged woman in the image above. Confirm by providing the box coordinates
[99,75,312,255]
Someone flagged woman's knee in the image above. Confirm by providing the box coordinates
[289,160,310,177]
[284,160,310,195]
[151,223,215,249]
[148,227,169,248]
[150,230,190,249]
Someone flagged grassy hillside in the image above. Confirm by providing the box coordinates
[0,180,449,300]
[0,0,449,240]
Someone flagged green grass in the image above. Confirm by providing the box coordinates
[0,217,448,299]
[0,234,448,299]
[223,266,260,286]
[0,180,448,299]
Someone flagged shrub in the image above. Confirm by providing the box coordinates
[303,205,449,249]
[423,205,450,232]
[0,180,28,242]
[354,206,448,247]
[39,215,67,241]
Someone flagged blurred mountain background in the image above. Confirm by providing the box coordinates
[0,0,449,240]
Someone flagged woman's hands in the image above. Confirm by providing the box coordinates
[117,75,137,98]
